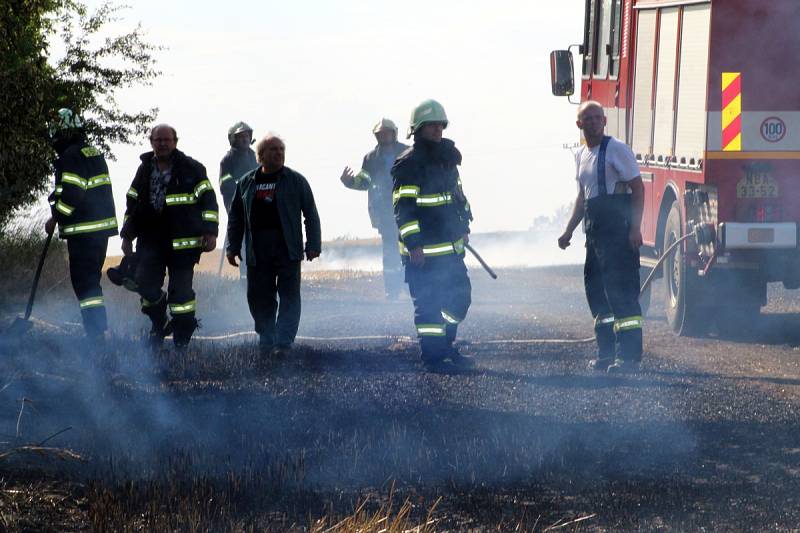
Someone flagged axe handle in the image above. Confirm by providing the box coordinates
[24,232,53,320]
[465,243,497,279]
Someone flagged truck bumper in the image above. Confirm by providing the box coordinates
[719,222,797,250]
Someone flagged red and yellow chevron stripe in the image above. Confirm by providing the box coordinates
[722,72,742,151]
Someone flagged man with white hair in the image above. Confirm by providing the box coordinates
[227,134,321,358]
[558,101,645,373]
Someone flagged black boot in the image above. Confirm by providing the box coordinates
[171,316,198,351]
[142,294,168,350]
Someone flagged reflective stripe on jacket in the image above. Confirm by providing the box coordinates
[120,150,219,255]
[49,139,118,239]
[391,138,471,261]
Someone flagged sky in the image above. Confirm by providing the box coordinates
[75,0,585,251]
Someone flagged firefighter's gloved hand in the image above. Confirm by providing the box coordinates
[121,238,134,257]
[44,217,56,236]
[628,227,643,250]
[557,231,572,250]
[202,234,217,252]
[462,233,470,245]
[227,252,241,267]
[306,250,320,262]
[340,166,355,187]
[409,246,425,267]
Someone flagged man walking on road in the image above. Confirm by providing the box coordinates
[341,119,408,299]
[226,134,321,358]
[392,99,474,372]
[120,124,219,351]
[558,100,645,373]
[45,108,118,348]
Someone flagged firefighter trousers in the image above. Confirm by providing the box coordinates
[134,239,198,345]
[378,223,404,297]
[66,236,109,338]
[584,228,643,361]
[247,229,302,348]
[405,255,471,362]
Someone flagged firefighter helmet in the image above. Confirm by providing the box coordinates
[228,121,254,146]
[372,118,398,135]
[407,99,448,138]
[49,108,84,138]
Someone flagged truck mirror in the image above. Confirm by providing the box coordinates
[549,50,574,97]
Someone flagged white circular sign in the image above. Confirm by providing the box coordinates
[760,117,787,143]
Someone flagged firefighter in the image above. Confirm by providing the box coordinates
[219,121,258,279]
[44,108,118,346]
[120,124,219,351]
[392,99,474,371]
[340,119,408,299]
[226,134,321,358]
[558,100,644,373]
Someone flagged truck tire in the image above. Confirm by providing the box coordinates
[663,201,709,335]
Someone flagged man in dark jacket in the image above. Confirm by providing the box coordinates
[45,108,118,345]
[120,124,219,350]
[340,119,408,298]
[392,100,474,372]
[226,134,321,358]
[219,121,257,279]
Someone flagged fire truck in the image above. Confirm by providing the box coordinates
[550,0,800,336]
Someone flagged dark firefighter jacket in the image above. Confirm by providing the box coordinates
[48,136,118,239]
[391,138,472,261]
[120,150,219,259]
[219,147,258,212]
[345,141,408,229]
[226,166,321,264]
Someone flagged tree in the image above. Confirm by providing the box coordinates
[0,0,160,231]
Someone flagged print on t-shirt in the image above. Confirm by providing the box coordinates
[255,182,276,203]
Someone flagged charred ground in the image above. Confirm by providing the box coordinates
[2,263,800,531]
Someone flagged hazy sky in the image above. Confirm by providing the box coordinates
[77,0,585,249]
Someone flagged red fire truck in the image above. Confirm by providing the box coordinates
[550,0,800,336]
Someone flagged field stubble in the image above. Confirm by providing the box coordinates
[1,248,800,530]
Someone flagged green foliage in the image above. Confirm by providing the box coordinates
[0,0,160,232]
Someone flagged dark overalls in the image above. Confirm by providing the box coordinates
[583,137,643,362]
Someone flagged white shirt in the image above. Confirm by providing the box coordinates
[575,137,640,200]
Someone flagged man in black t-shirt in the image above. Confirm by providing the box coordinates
[226,135,321,358]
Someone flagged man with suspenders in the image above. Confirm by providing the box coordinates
[558,100,645,373]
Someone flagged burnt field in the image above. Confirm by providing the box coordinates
[2,262,800,531]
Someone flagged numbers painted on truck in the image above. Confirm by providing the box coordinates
[760,117,787,143]
[737,164,778,198]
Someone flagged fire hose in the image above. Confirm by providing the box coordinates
[27,232,699,346]
[193,231,698,345]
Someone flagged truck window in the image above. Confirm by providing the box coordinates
[594,0,613,78]
[583,0,597,77]
[674,4,711,164]
[609,0,623,79]
[631,9,657,158]
[653,7,679,160]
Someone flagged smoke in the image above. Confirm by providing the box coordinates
[305,230,586,272]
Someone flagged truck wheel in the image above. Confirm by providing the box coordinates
[663,202,708,335]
